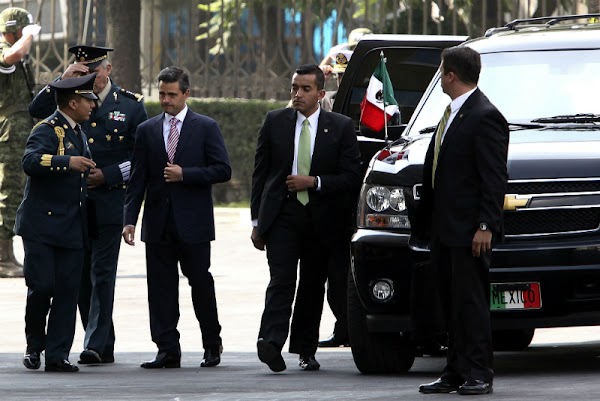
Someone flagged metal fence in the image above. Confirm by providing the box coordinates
[3,0,597,100]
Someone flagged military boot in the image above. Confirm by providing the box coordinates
[0,238,24,278]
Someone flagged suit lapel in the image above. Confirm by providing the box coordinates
[283,108,296,173]
[173,110,194,164]
[310,111,329,174]
[438,89,480,157]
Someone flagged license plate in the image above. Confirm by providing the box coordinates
[490,282,542,311]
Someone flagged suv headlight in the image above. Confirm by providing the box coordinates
[358,184,410,229]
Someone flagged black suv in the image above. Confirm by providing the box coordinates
[333,15,600,374]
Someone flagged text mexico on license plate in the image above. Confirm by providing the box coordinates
[490,282,542,311]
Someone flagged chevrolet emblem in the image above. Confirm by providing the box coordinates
[504,195,530,211]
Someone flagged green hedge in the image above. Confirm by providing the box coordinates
[145,98,287,204]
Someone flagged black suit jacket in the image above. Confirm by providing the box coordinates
[15,112,91,248]
[417,89,509,247]
[251,107,361,242]
[123,109,231,243]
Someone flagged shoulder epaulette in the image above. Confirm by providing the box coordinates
[33,116,59,131]
[119,88,144,102]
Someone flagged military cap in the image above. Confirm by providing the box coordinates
[0,7,33,33]
[50,73,98,100]
[68,45,113,70]
[332,50,353,74]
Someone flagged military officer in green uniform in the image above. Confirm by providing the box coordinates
[0,7,40,278]
[29,45,148,365]
[17,73,98,372]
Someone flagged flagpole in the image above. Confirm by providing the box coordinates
[381,51,389,143]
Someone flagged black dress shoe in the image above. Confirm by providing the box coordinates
[23,351,41,370]
[100,352,115,364]
[200,345,223,367]
[458,380,493,395]
[140,352,181,369]
[318,334,350,348]
[257,338,286,372]
[298,355,320,371]
[45,359,79,372]
[78,348,102,364]
[419,378,461,394]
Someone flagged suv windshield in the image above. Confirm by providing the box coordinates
[408,48,600,136]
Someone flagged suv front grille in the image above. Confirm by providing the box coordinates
[505,208,600,236]
[505,179,600,237]
[508,180,600,194]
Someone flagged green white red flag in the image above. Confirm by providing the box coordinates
[360,52,399,132]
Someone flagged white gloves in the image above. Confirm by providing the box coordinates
[22,24,41,37]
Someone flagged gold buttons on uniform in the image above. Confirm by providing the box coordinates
[47,211,52,216]
[88,138,94,144]
[45,88,51,93]
[81,173,84,178]
[113,129,118,133]
[63,167,67,171]
[91,122,97,127]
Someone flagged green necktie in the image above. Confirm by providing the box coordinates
[431,104,452,188]
[297,119,311,205]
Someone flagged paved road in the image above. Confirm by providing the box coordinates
[1,208,600,400]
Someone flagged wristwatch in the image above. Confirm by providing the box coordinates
[479,222,488,231]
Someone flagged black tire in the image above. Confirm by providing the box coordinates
[347,272,415,374]
[492,329,535,351]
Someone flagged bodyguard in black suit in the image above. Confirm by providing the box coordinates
[16,74,98,372]
[29,45,147,365]
[415,47,509,395]
[123,66,231,369]
[251,64,361,372]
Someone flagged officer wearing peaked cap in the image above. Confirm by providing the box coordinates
[0,6,41,278]
[16,73,97,372]
[29,45,148,365]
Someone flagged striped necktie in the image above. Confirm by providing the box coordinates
[166,117,179,163]
[431,104,452,188]
[297,119,311,205]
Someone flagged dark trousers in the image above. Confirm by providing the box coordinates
[23,240,83,364]
[78,224,121,356]
[325,239,350,340]
[431,235,494,384]
[144,212,222,355]
[259,198,330,356]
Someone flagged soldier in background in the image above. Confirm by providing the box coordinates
[29,45,148,365]
[0,7,41,278]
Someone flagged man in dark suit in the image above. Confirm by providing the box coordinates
[251,64,361,372]
[16,74,98,372]
[29,45,148,365]
[123,66,231,369]
[414,47,509,395]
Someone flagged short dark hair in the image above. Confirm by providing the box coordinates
[55,91,80,108]
[295,64,325,90]
[157,66,190,93]
[441,46,481,86]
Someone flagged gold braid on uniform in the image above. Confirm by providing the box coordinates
[119,88,144,102]
[54,127,66,155]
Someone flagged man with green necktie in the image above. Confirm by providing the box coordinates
[250,64,361,373]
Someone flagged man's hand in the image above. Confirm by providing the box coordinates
[61,62,89,79]
[285,175,314,192]
[87,168,106,189]
[164,162,183,183]
[251,227,266,251]
[472,229,493,257]
[22,24,41,37]
[69,156,96,172]
[122,225,135,246]
[320,64,334,81]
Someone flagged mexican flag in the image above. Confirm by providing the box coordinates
[360,52,399,132]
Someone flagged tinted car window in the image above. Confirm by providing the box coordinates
[344,47,443,127]
[408,48,600,136]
